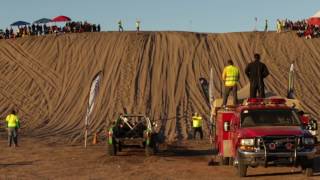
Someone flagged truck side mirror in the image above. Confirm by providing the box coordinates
[224,122,230,131]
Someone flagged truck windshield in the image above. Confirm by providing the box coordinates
[241,109,301,127]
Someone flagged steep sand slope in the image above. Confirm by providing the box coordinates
[0,31,319,142]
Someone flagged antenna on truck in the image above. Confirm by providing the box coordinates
[287,62,295,99]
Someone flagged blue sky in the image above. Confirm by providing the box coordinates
[0,0,319,33]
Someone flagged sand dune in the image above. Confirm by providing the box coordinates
[0,31,319,142]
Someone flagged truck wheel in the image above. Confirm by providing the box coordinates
[223,157,230,165]
[108,143,117,156]
[305,168,313,177]
[229,157,234,166]
[238,160,248,177]
[217,156,228,166]
[301,159,314,177]
[118,142,122,152]
[145,145,154,156]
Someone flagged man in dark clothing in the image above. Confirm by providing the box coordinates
[245,53,269,98]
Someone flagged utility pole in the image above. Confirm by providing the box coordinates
[253,17,258,31]
[189,20,193,32]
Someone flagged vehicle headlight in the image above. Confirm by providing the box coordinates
[240,138,255,146]
[303,137,315,145]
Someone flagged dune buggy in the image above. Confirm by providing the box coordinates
[107,114,158,156]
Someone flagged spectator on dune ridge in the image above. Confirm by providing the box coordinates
[9,28,14,38]
[274,18,320,39]
[276,19,281,33]
[136,20,141,32]
[264,19,268,32]
[1,20,102,40]
[5,28,9,39]
[118,20,124,32]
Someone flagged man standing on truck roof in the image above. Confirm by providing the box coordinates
[245,53,269,98]
[222,59,240,106]
[192,112,203,140]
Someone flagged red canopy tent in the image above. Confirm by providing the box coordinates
[52,15,71,22]
[308,11,320,26]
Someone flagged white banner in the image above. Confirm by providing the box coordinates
[85,72,102,126]
[209,68,214,108]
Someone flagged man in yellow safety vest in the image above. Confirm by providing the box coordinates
[5,110,20,147]
[192,112,203,140]
[222,59,240,106]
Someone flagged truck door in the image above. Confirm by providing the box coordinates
[218,111,235,158]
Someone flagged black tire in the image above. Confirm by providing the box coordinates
[118,142,122,152]
[305,168,313,177]
[145,145,154,156]
[145,136,158,156]
[152,141,159,154]
[229,157,234,166]
[108,143,117,156]
[238,160,248,177]
[217,155,227,166]
[301,159,314,177]
[223,157,230,165]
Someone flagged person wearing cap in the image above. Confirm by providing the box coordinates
[192,112,203,140]
[5,110,20,147]
[245,53,269,98]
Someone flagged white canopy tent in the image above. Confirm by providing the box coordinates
[311,10,320,17]
[309,10,320,25]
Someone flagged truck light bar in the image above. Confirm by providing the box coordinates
[247,98,264,104]
[266,98,286,104]
[245,98,286,105]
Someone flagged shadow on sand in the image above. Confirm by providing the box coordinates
[0,161,34,167]
[157,143,215,157]
[245,156,320,177]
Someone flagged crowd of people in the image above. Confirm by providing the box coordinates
[299,24,320,39]
[2,17,320,40]
[0,19,144,39]
[276,19,307,32]
[0,21,101,39]
[276,19,320,39]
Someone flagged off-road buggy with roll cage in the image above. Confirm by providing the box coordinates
[107,114,158,156]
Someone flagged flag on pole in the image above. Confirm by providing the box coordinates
[287,63,294,99]
[254,17,258,31]
[209,68,215,144]
[84,71,102,148]
[209,68,214,107]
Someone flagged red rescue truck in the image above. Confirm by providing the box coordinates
[212,98,317,177]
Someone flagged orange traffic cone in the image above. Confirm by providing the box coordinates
[92,133,98,145]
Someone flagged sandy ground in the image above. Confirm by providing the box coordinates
[0,135,319,180]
